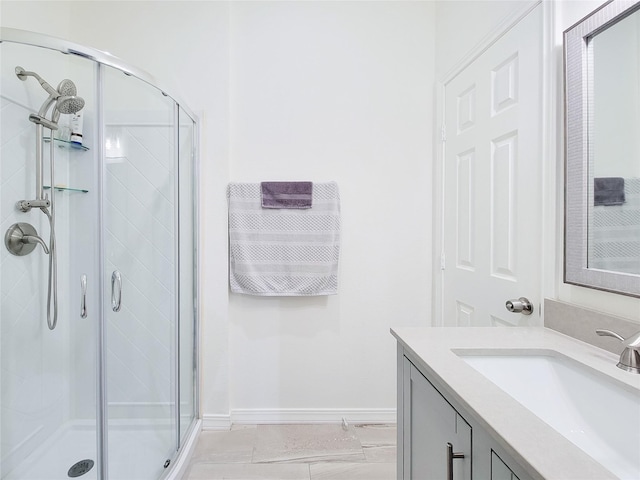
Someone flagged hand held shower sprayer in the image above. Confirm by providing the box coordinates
[13,66,85,330]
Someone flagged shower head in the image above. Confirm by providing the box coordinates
[51,79,83,118]
[56,79,77,97]
[16,66,84,121]
[50,95,84,125]
[55,95,84,115]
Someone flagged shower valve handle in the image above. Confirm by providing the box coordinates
[22,233,50,254]
[5,222,49,256]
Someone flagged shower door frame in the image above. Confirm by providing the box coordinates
[0,27,200,480]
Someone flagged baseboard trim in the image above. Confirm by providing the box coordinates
[202,414,232,431]
[230,408,396,425]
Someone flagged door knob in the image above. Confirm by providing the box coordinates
[505,297,533,315]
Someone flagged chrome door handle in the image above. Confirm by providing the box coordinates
[505,297,533,315]
[447,442,465,480]
[80,274,87,318]
[111,270,122,312]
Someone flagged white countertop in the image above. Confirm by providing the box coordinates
[391,326,640,480]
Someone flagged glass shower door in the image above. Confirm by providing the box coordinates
[1,41,99,480]
[178,106,197,444]
[101,65,177,480]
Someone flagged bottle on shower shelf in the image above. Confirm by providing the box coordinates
[54,115,71,142]
[70,112,83,146]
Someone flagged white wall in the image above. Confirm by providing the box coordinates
[227,1,434,421]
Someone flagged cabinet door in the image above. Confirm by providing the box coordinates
[492,451,521,480]
[403,359,471,479]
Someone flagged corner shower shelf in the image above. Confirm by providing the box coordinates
[44,185,89,193]
[43,137,90,151]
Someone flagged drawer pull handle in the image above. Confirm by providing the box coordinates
[447,442,465,480]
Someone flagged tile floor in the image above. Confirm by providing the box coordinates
[182,424,396,480]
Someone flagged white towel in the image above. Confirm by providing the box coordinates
[227,182,340,296]
[590,177,640,274]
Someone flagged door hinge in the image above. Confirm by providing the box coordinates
[440,252,446,270]
[441,123,447,143]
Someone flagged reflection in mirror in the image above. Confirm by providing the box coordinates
[565,0,640,297]
[589,7,640,275]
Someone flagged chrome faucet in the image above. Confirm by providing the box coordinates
[596,329,640,374]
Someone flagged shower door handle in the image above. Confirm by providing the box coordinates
[80,274,87,318]
[111,270,122,312]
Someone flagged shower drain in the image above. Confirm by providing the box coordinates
[67,459,94,477]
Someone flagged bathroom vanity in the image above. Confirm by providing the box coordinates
[392,327,640,480]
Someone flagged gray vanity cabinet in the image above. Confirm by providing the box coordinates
[398,346,533,480]
[401,357,472,480]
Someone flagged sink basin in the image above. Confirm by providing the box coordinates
[458,352,640,479]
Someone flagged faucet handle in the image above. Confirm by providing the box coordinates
[597,329,640,348]
[596,329,626,342]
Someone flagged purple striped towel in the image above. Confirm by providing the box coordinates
[261,181,313,209]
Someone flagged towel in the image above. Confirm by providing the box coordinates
[261,181,313,209]
[594,177,625,206]
[590,177,640,274]
[228,182,340,296]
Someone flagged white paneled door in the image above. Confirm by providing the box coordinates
[442,6,542,327]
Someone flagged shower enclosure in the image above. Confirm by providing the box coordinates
[0,29,199,480]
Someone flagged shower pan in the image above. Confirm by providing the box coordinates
[0,29,199,480]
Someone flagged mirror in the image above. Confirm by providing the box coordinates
[565,0,640,297]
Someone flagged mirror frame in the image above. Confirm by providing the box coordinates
[564,0,640,298]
